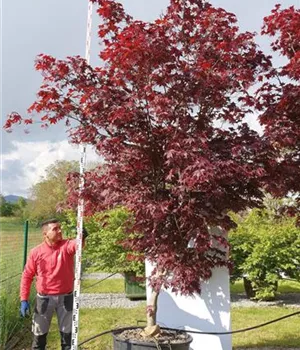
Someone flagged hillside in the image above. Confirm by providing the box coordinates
[4,195,26,203]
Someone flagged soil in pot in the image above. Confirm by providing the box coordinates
[113,328,193,350]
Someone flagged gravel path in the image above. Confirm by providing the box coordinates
[80,292,145,308]
[81,273,145,308]
[231,293,300,308]
[80,291,300,309]
[80,293,300,309]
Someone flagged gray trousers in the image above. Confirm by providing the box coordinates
[32,293,73,350]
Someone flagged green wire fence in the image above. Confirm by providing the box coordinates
[0,218,41,347]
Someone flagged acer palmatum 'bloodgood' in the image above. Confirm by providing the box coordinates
[256,5,300,202]
[6,0,297,329]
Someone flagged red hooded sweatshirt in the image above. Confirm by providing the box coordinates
[20,239,77,300]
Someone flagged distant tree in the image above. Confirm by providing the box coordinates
[13,197,28,219]
[25,160,79,223]
[0,194,4,206]
[0,195,15,217]
[0,203,11,216]
[0,194,27,217]
[16,197,27,208]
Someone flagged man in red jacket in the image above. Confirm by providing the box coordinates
[20,218,87,350]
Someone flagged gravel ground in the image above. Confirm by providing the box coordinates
[80,291,300,309]
[81,273,300,309]
[231,293,300,308]
[82,272,123,280]
[80,292,145,308]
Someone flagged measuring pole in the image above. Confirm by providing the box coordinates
[71,1,93,349]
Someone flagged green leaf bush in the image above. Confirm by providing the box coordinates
[62,207,145,276]
[229,208,300,300]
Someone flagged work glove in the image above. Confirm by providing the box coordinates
[20,300,30,317]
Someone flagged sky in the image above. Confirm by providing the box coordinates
[1,0,299,197]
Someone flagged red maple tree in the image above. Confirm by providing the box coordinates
[5,0,298,331]
[256,5,300,203]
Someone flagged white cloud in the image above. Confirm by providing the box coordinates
[1,140,100,197]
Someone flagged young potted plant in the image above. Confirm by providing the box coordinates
[5,1,298,348]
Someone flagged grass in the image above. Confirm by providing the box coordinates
[231,307,300,348]
[51,306,147,350]
[230,279,300,294]
[16,306,300,349]
[82,279,125,294]
[278,279,300,293]
[0,287,37,347]
[0,289,21,346]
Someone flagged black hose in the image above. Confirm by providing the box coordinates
[163,310,300,335]
[78,326,141,346]
[81,272,118,292]
[0,272,22,283]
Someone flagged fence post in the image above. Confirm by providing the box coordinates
[23,220,29,269]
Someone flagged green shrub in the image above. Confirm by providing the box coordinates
[229,208,300,300]
[62,208,145,276]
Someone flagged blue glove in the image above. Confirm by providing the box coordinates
[20,300,30,317]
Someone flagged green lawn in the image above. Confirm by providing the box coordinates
[278,279,300,293]
[232,307,300,348]
[16,306,300,349]
[81,279,125,294]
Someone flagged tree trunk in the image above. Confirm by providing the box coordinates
[146,289,159,327]
[243,277,256,299]
[141,289,161,337]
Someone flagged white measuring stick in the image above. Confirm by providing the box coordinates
[71,1,93,349]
